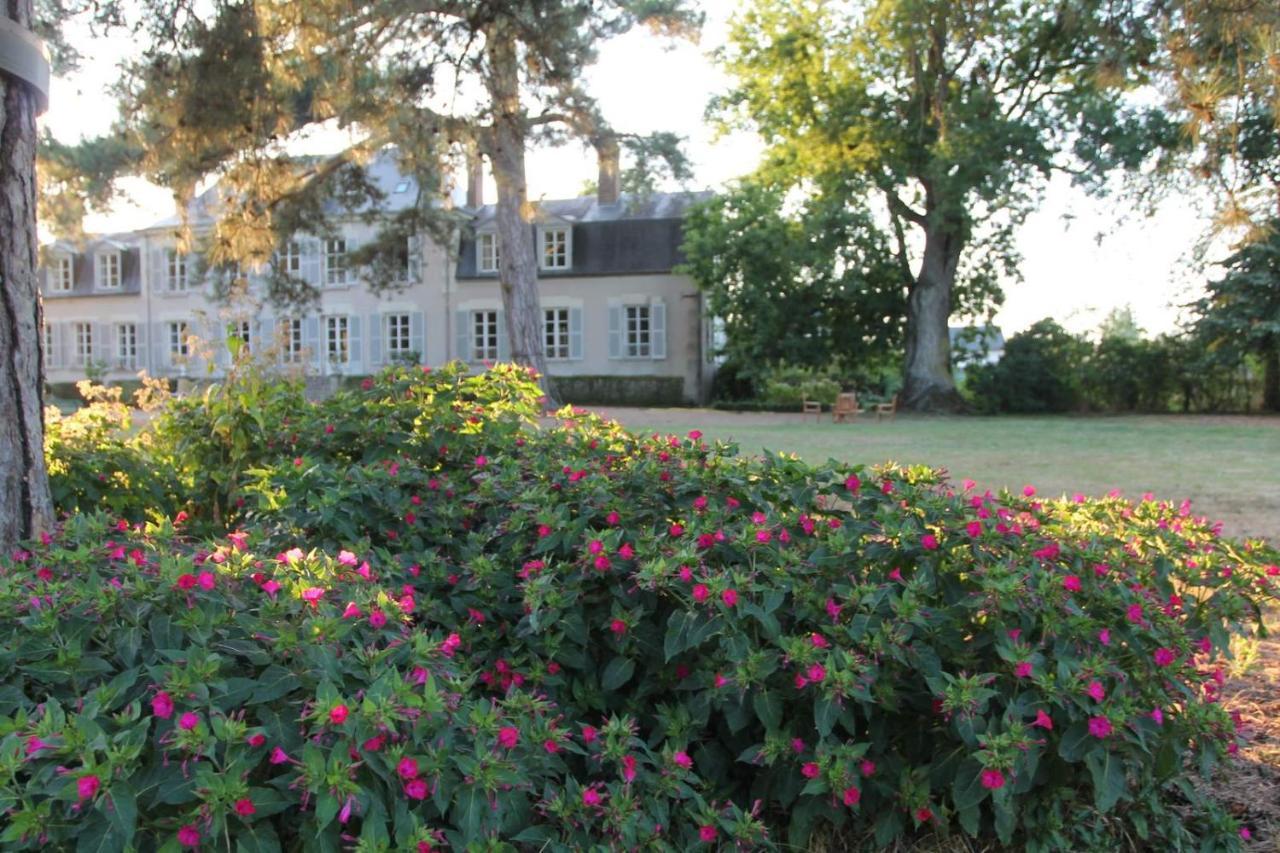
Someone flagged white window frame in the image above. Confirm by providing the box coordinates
[167,321,190,360]
[229,319,252,353]
[477,232,499,273]
[166,249,189,292]
[324,238,349,286]
[117,323,138,369]
[280,241,302,277]
[43,323,57,366]
[471,309,498,361]
[544,307,570,360]
[385,313,412,360]
[74,322,93,365]
[96,252,121,291]
[282,318,304,364]
[624,304,652,358]
[540,227,570,270]
[50,255,74,293]
[325,314,350,365]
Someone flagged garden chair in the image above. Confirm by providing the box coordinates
[802,399,822,420]
[875,395,898,421]
[832,392,862,423]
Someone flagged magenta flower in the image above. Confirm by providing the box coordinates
[1085,680,1106,702]
[262,580,281,598]
[369,610,387,628]
[301,587,325,606]
[807,663,826,682]
[1154,647,1176,667]
[692,584,709,603]
[247,733,266,748]
[609,618,627,636]
[234,797,256,817]
[1098,628,1111,646]
[669,524,684,537]
[269,747,290,764]
[1015,661,1033,679]
[77,774,101,800]
[405,778,428,800]
[1151,707,1165,726]
[966,521,982,537]
[337,550,358,566]
[673,751,693,769]
[177,825,201,847]
[699,825,717,843]
[582,787,603,806]
[1063,575,1082,593]
[178,712,200,731]
[801,761,820,778]
[1126,603,1144,624]
[921,534,939,551]
[342,602,361,619]
[606,511,621,525]
[398,757,420,780]
[329,704,349,724]
[1032,709,1053,730]
[845,474,861,493]
[581,725,598,744]
[1088,716,1113,738]
[721,589,739,607]
[152,691,175,719]
[474,455,488,468]
[24,735,48,756]
[197,571,216,590]
[860,760,876,776]
[980,768,1005,790]
[842,785,861,806]
[497,727,519,749]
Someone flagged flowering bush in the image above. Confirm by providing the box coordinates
[10,364,1277,849]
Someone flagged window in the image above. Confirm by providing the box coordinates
[541,228,569,270]
[43,323,57,366]
[544,308,570,360]
[324,238,348,285]
[386,313,412,360]
[166,250,188,292]
[471,310,498,361]
[282,318,304,363]
[625,305,651,358]
[74,322,93,365]
[325,315,350,365]
[167,321,190,359]
[117,323,138,368]
[229,320,251,353]
[50,255,73,293]
[96,252,121,290]
[477,232,499,273]
[280,241,302,277]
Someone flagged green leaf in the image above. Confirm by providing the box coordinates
[753,690,782,730]
[814,696,838,738]
[1057,721,1093,762]
[1086,750,1127,813]
[951,760,989,811]
[104,782,137,846]
[601,656,635,691]
[993,792,1016,844]
[452,785,487,843]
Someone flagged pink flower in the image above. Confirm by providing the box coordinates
[842,785,862,806]
[966,521,982,537]
[845,474,861,493]
[606,511,621,525]
[721,589,738,607]
[24,735,48,756]
[1154,647,1176,667]
[916,806,934,822]
[791,738,806,753]
[1015,661,1033,679]
[860,760,876,776]
[618,543,635,559]
[537,524,552,538]
[673,751,693,769]
[1032,709,1053,730]
[692,584,709,603]
[669,524,684,537]
[1088,716,1113,738]
[301,587,325,607]
[921,534,939,551]
[621,754,637,782]
[329,704,349,724]
[582,787,603,807]
[688,429,702,440]
[152,691,175,719]
[1151,707,1165,726]
[262,580,281,598]
[234,798,256,817]
[581,725,598,744]
[398,757,420,780]
[279,547,304,564]
[1126,603,1144,624]
[1023,485,1036,497]
[197,571,216,590]
[980,768,1005,790]
[498,727,519,749]
[1086,680,1105,702]
[1063,575,1082,592]
[755,529,772,544]
[178,825,201,847]
[338,550,358,566]
[77,774,101,800]
[474,455,488,468]
[699,825,717,843]
[811,633,829,648]
[178,711,200,731]
[807,663,826,682]
[246,733,266,748]
[1098,628,1111,646]
[342,602,361,619]
[405,778,429,800]
[610,618,627,636]
[269,747,290,764]
[369,610,388,628]
[543,738,560,754]
[801,762,820,779]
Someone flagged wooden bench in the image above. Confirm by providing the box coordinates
[874,394,898,421]
[802,399,822,420]
[832,392,862,423]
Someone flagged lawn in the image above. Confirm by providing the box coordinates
[588,408,1280,544]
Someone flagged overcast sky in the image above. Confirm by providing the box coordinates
[41,0,1216,337]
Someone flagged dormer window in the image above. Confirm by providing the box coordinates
[540,227,570,270]
[49,254,74,293]
[477,232,499,273]
[96,251,121,290]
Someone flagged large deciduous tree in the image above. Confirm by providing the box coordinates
[1,0,55,548]
[49,1,697,391]
[713,0,1157,410]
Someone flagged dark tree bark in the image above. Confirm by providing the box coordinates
[901,217,967,413]
[0,0,55,549]
[482,27,555,405]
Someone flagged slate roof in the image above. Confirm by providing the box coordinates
[457,191,712,279]
[43,235,145,297]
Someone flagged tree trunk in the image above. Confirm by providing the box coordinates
[1263,342,1279,413]
[483,28,555,405]
[0,0,55,549]
[902,220,966,412]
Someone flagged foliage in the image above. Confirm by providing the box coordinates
[18,364,1280,849]
[967,321,1092,414]
[681,180,905,381]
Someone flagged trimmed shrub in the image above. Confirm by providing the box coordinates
[967,320,1091,413]
[551,374,687,407]
[13,364,1277,850]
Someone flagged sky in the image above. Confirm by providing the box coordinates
[40,0,1218,338]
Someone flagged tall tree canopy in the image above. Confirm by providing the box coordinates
[712,0,1160,410]
[43,0,698,387]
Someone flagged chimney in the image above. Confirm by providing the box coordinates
[466,150,484,209]
[596,137,620,206]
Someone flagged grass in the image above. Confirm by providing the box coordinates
[587,409,1280,544]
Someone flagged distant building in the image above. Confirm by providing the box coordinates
[39,150,720,403]
[950,325,1005,382]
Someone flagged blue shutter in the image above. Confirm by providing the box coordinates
[153,322,167,371]
[92,322,109,367]
[410,311,425,363]
[303,316,321,367]
[456,310,470,363]
[496,309,509,362]
[650,300,666,360]
[569,307,583,360]
[300,238,322,286]
[259,317,275,358]
[608,305,622,359]
[134,323,148,373]
[348,315,362,372]
[368,313,383,367]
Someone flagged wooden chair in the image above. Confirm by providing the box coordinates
[802,399,822,420]
[832,392,862,423]
[874,395,898,421]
